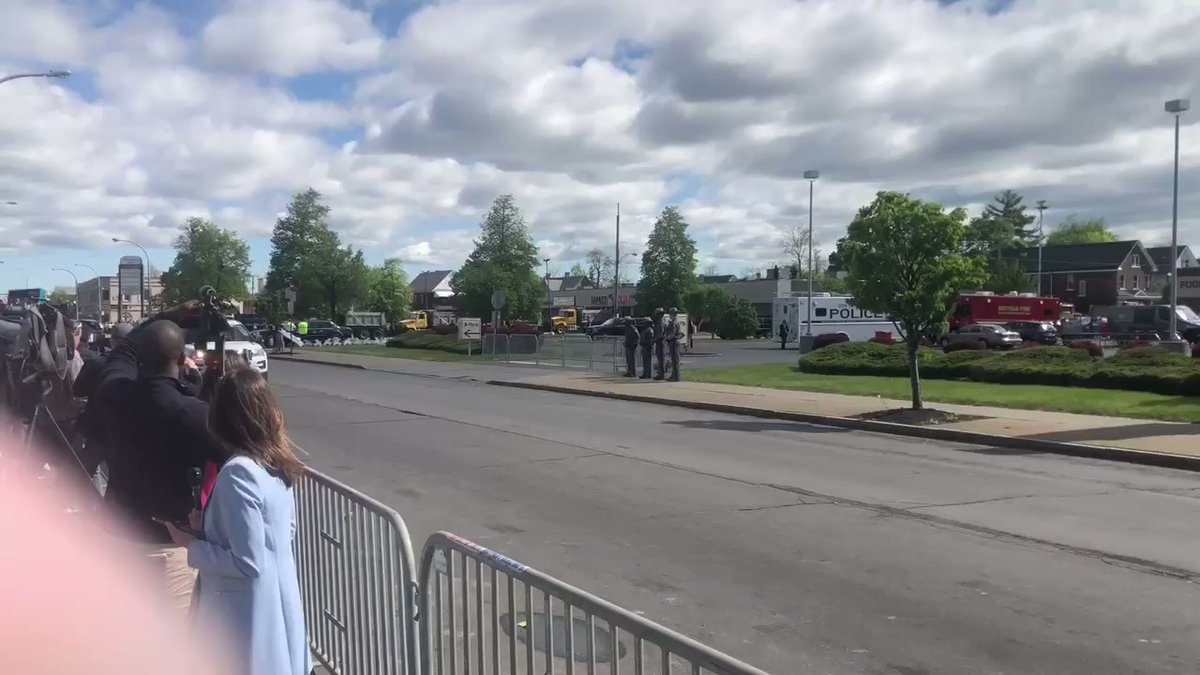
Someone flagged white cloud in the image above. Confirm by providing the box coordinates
[202,0,384,76]
[1,0,1199,285]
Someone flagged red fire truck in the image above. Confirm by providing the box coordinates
[948,292,1062,330]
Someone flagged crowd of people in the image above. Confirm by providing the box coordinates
[58,302,311,675]
[621,307,685,382]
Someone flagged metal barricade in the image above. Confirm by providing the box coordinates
[418,532,770,675]
[294,467,421,675]
[482,334,511,361]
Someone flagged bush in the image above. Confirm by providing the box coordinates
[386,330,470,354]
[1067,340,1103,359]
[811,333,850,351]
[1000,345,1094,364]
[431,324,458,336]
[798,341,934,377]
[1107,345,1192,369]
[715,297,759,340]
[942,340,986,353]
[922,350,996,379]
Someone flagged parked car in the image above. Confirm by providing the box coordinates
[235,313,269,332]
[303,319,352,342]
[939,323,1022,350]
[1003,321,1058,345]
[585,316,650,337]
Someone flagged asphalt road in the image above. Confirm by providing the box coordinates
[274,360,1200,675]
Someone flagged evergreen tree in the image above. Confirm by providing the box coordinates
[635,205,698,313]
[982,189,1038,246]
[451,195,543,320]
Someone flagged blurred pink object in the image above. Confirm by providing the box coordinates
[200,462,218,508]
[0,438,234,675]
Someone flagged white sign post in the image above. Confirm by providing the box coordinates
[458,318,482,357]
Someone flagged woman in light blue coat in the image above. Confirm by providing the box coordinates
[162,368,310,675]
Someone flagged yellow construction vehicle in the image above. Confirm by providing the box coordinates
[399,310,435,332]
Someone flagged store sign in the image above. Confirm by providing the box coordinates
[589,293,635,307]
[552,296,575,307]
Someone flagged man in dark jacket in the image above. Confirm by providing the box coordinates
[638,321,653,379]
[622,319,639,377]
[652,308,666,380]
[91,308,225,616]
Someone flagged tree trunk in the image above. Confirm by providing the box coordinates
[907,337,923,410]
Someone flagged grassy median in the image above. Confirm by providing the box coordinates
[689,364,1200,423]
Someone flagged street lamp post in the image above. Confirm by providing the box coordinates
[543,258,552,311]
[1035,200,1048,296]
[51,268,79,317]
[1166,98,1190,344]
[0,70,71,86]
[612,203,621,317]
[112,237,151,319]
[75,264,101,320]
[801,170,820,352]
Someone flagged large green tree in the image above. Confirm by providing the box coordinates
[636,205,697,313]
[451,195,543,320]
[837,192,985,410]
[265,188,369,318]
[683,285,732,337]
[965,189,1040,267]
[160,217,251,306]
[366,258,414,321]
[1045,216,1117,246]
[984,260,1035,294]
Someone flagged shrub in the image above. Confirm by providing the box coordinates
[811,332,850,351]
[922,350,996,379]
[867,336,895,344]
[798,341,934,377]
[431,324,457,336]
[1107,345,1193,369]
[386,330,470,354]
[1000,345,1093,364]
[1067,340,1103,359]
[942,340,986,353]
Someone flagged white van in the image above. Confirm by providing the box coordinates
[188,319,270,378]
[771,296,896,343]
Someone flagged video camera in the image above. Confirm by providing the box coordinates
[192,285,233,378]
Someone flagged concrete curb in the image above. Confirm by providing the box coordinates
[271,355,367,371]
[490,380,1200,473]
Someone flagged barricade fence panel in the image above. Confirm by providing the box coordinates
[418,532,771,675]
[294,467,421,675]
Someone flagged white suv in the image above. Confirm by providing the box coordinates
[188,319,270,379]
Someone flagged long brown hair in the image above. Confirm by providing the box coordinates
[208,368,303,486]
[198,351,249,403]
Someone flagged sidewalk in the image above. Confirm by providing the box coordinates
[275,349,1200,468]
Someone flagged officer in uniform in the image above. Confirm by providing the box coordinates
[638,320,653,379]
[652,308,666,380]
[665,307,683,381]
[298,319,309,342]
[779,319,790,349]
[622,318,639,377]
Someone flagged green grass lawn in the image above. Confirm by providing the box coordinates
[309,344,473,362]
[689,364,1200,423]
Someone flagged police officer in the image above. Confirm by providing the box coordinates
[638,320,653,379]
[652,308,666,380]
[665,307,682,381]
[298,318,309,342]
[622,318,639,377]
[779,319,790,350]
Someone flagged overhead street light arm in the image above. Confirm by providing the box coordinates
[0,70,71,86]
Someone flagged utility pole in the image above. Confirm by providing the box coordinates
[1036,200,1048,296]
[612,203,620,317]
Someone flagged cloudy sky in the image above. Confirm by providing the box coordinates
[0,0,1197,293]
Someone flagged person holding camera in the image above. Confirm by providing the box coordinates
[91,303,227,616]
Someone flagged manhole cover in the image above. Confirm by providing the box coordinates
[501,612,627,663]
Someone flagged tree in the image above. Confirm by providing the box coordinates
[636,205,698,313]
[265,188,370,318]
[160,217,251,306]
[838,192,985,410]
[985,260,1035,294]
[779,221,821,279]
[568,262,586,277]
[684,285,732,337]
[965,190,1039,270]
[366,258,413,321]
[717,297,760,339]
[983,189,1038,245]
[1045,216,1117,246]
[585,248,614,288]
[451,195,543,320]
[48,289,72,306]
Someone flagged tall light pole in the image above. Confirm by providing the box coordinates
[75,264,101,320]
[0,70,70,86]
[1035,200,1048,296]
[801,170,820,351]
[112,237,151,318]
[543,257,552,310]
[50,267,79,317]
[1166,99,1189,343]
[612,203,621,317]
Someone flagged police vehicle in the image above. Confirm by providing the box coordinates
[771,295,896,343]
